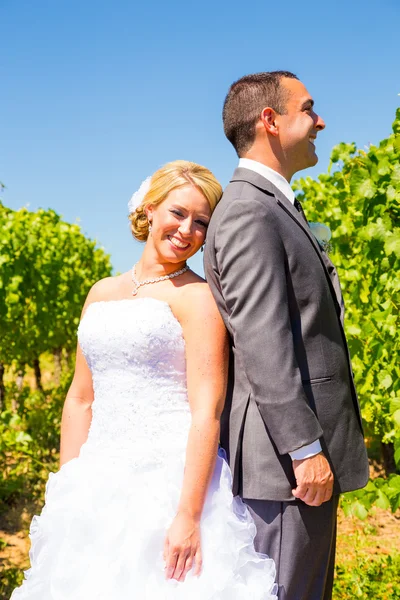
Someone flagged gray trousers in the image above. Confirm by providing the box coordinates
[244,496,339,600]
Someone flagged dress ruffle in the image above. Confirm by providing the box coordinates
[12,451,277,599]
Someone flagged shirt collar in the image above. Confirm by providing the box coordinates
[238,158,295,204]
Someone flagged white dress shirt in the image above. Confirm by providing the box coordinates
[238,158,322,461]
[238,158,296,204]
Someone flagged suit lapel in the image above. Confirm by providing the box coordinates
[230,168,343,318]
[231,168,319,250]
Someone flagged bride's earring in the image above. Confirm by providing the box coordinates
[148,221,152,234]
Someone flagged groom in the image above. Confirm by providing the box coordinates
[204,71,369,599]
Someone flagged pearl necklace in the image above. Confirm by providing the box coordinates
[131,263,189,296]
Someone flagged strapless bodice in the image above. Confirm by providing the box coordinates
[77,298,191,468]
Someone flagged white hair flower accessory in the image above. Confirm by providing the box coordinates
[128,176,152,215]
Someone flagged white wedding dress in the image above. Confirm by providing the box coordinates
[11,298,277,599]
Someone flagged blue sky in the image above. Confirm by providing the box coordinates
[1,0,399,276]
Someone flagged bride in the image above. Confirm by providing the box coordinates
[11,160,277,599]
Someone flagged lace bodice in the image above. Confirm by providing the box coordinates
[77,298,190,469]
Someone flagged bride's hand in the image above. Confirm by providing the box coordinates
[163,511,202,582]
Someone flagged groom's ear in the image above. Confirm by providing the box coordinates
[260,107,279,137]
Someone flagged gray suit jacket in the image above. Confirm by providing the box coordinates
[204,168,369,501]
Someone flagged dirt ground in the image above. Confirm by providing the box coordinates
[337,506,400,563]
[0,501,36,573]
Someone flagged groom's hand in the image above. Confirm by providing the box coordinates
[292,453,334,506]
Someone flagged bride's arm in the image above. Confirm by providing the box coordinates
[164,284,228,582]
[59,341,94,466]
[59,281,109,467]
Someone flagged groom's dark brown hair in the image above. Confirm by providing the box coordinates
[223,71,298,156]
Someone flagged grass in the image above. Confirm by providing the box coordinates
[333,504,400,599]
[334,555,400,599]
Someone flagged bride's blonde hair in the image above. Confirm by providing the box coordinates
[129,160,222,242]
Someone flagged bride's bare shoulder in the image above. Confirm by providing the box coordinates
[175,278,220,323]
[85,272,131,305]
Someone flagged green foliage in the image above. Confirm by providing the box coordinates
[0,565,24,599]
[0,376,71,511]
[0,201,112,508]
[341,475,400,520]
[0,203,112,369]
[334,553,400,599]
[294,108,400,503]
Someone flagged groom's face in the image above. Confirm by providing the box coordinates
[276,78,325,176]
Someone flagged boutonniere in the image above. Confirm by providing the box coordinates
[309,222,332,253]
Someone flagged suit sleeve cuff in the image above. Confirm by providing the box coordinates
[289,439,322,461]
